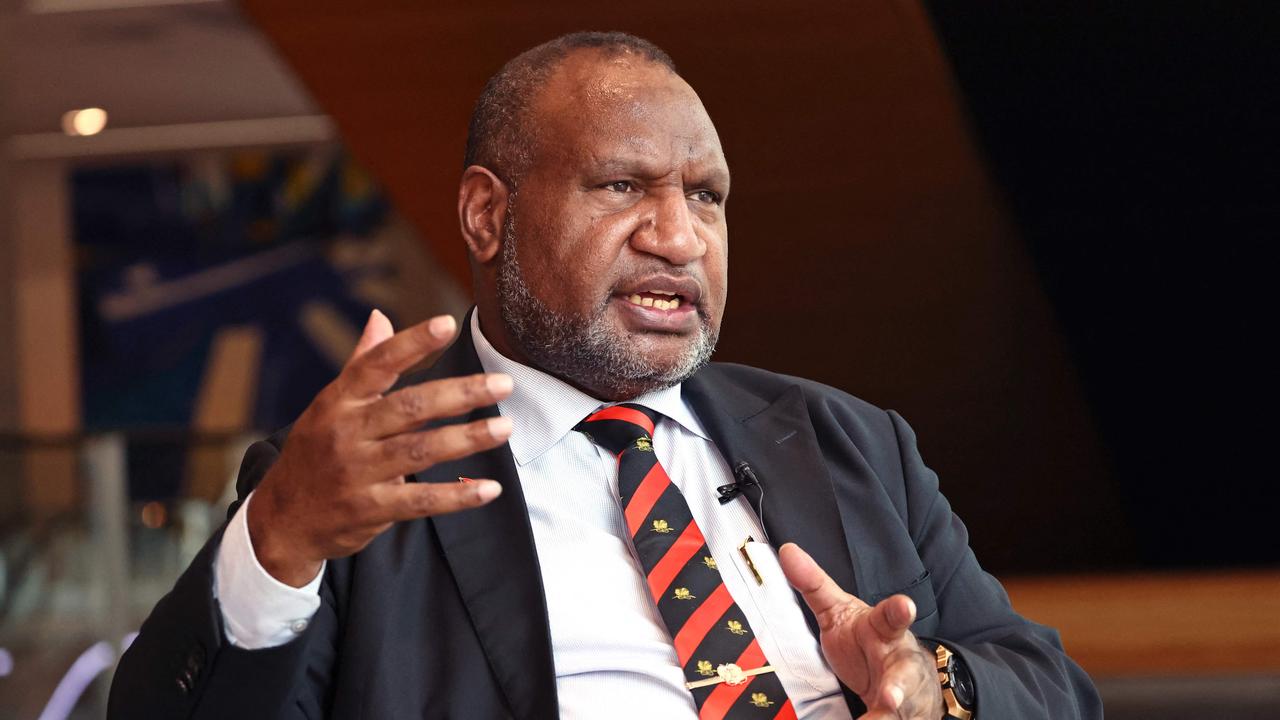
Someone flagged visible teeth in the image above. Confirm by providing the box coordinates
[624,293,683,310]
[650,289,676,296]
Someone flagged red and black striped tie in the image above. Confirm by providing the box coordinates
[576,403,796,719]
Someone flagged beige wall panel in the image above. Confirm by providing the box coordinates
[12,159,80,514]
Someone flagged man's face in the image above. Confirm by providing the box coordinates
[496,51,730,400]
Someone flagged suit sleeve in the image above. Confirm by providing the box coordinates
[107,436,338,720]
[888,410,1103,720]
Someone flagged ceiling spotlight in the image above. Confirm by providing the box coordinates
[62,107,109,137]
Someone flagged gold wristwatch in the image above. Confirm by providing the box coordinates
[928,641,975,720]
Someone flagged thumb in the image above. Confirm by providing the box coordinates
[352,309,394,359]
[778,543,866,625]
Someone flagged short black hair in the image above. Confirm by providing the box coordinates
[464,31,679,186]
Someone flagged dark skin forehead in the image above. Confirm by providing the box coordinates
[521,49,730,195]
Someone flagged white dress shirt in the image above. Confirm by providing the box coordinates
[214,312,851,719]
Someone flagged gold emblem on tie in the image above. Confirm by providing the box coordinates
[702,556,717,570]
[634,436,653,452]
[651,519,674,534]
[672,587,696,600]
[696,660,715,676]
[726,619,747,636]
[750,692,775,708]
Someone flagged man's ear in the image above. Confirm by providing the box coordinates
[458,165,510,265]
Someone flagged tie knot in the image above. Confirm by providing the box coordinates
[575,403,660,456]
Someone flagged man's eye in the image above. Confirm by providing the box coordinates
[690,189,722,205]
[603,181,634,193]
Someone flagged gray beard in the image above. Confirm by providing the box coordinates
[495,206,717,401]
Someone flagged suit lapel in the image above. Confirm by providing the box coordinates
[406,323,869,717]
[410,315,558,719]
[685,367,873,714]
[684,371,862,620]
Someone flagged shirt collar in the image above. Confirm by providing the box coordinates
[469,310,709,466]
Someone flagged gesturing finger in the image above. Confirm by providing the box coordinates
[352,309,395,358]
[375,477,503,523]
[342,315,458,397]
[363,373,514,439]
[372,416,513,480]
[779,543,866,625]
[867,594,917,643]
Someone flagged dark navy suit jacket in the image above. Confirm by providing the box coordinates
[108,320,1101,718]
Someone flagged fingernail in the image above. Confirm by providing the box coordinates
[486,374,513,397]
[429,315,456,338]
[487,416,513,439]
[475,480,502,503]
[889,685,904,708]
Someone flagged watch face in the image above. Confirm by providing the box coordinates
[951,658,976,707]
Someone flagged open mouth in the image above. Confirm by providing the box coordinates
[612,276,702,332]
[622,289,684,311]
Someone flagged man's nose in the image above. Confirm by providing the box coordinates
[630,190,706,266]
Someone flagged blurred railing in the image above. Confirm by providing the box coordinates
[0,431,254,720]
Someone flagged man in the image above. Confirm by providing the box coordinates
[109,32,1100,719]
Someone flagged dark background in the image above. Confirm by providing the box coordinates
[924,1,1278,569]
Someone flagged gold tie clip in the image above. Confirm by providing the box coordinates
[685,662,776,690]
[739,537,764,586]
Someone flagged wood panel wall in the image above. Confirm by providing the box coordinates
[1005,571,1280,676]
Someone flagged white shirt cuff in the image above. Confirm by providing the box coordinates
[213,490,324,649]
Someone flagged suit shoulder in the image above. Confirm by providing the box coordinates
[701,362,895,437]
[702,361,887,416]
[700,362,911,495]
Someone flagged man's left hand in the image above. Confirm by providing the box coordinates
[779,543,944,720]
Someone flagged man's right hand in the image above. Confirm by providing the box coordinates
[247,310,513,587]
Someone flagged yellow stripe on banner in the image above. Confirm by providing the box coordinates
[187,325,263,501]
